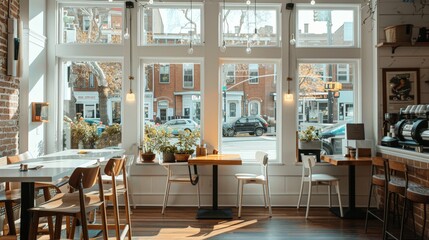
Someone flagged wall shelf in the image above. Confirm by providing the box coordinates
[376,42,429,54]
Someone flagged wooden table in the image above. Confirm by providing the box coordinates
[0,149,125,239]
[189,154,242,219]
[321,155,372,219]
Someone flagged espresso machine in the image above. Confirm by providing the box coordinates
[393,104,429,152]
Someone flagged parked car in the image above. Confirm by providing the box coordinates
[319,123,346,155]
[223,116,268,137]
[163,119,199,135]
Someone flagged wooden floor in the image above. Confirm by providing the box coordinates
[126,206,384,240]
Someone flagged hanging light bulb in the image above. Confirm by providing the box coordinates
[289,33,296,45]
[149,0,154,4]
[220,41,227,53]
[246,41,252,54]
[310,0,316,5]
[123,27,130,39]
[188,42,194,55]
[246,0,251,5]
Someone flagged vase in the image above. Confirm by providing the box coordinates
[141,152,156,162]
[174,153,191,162]
[162,152,175,163]
[298,140,321,150]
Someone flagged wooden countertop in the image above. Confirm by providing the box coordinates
[321,155,373,166]
[188,154,242,166]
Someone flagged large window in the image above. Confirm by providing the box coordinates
[61,60,123,150]
[220,4,280,47]
[221,62,278,162]
[59,3,123,44]
[140,3,203,45]
[298,61,357,155]
[296,4,359,48]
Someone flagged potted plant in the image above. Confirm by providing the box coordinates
[174,129,200,162]
[140,124,158,162]
[156,126,176,162]
[298,125,321,150]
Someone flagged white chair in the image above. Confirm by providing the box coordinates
[161,162,200,214]
[235,151,271,218]
[297,154,343,218]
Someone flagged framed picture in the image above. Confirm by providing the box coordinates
[382,68,420,113]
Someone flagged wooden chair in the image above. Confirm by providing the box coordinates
[365,157,388,234]
[0,157,20,237]
[297,154,343,218]
[28,164,108,240]
[87,156,132,240]
[235,151,271,218]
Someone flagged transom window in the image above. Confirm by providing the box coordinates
[220,4,281,47]
[140,3,203,46]
[59,3,123,44]
[296,4,360,48]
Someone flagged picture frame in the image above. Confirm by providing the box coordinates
[382,68,420,113]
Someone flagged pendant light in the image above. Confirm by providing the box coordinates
[284,77,293,101]
[187,0,194,55]
[125,1,135,102]
[220,0,227,53]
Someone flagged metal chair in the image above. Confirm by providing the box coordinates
[235,151,271,218]
[297,154,343,218]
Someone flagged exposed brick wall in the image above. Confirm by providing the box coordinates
[0,0,20,157]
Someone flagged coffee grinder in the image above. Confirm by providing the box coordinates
[381,112,399,147]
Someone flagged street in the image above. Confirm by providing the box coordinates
[222,135,277,162]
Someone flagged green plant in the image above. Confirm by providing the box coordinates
[70,117,99,149]
[97,123,121,148]
[141,124,159,153]
[156,126,175,153]
[175,129,200,154]
[299,126,320,142]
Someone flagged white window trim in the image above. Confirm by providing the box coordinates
[248,100,261,116]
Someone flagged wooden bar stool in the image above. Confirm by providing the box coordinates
[28,164,108,240]
[365,157,388,233]
[402,168,429,240]
[87,156,132,240]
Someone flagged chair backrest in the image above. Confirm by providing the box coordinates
[255,151,269,177]
[371,157,387,175]
[388,160,408,182]
[6,151,34,164]
[69,165,101,190]
[301,154,317,179]
[104,157,125,177]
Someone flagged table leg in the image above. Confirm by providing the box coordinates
[195,165,233,219]
[21,182,35,239]
[330,165,366,219]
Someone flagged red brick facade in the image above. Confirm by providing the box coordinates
[0,0,20,157]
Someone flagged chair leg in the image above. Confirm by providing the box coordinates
[54,215,63,240]
[400,197,407,240]
[238,180,244,218]
[335,181,343,217]
[42,187,55,240]
[162,180,171,214]
[262,184,267,208]
[297,179,304,209]
[4,202,16,236]
[197,181,201,208]
[384,192,392,240]
[365,183,374,233]
[99,202,109,240]
[328,184,332,208]
[123,187,133,239]
[29,212,40,240]
[112,190,121,239]
[236,180,240,208]
[422,203,426,240]
[265,182,272,217]
[305,182,312,219]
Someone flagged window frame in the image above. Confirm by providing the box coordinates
[248,64,259,84]
[183,63,194,89]
[159,64,170,84]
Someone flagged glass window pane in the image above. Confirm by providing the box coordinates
[296,5,358,47]
[60,4,123,44]
[183,63,194,88]
[160,64,170,83]
[221,62,278,162]
[62,60,122,149]
[141,3,202,45]
[221,4,280,47]
[298,62,355,155]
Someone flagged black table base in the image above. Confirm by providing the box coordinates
[196,208,233,219]
[330,207,367,219]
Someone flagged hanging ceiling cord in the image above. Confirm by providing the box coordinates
[8,0,11,18]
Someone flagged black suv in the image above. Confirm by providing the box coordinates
[223,116,268,137]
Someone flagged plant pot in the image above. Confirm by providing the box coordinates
[141,152,156,162]
[298,140,321,150]
[163,152,175,163]
[174,153,191,162]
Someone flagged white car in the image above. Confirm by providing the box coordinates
[164,119,199,135]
